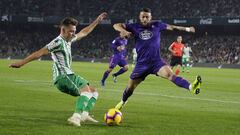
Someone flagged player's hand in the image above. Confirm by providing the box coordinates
[171,50,176,54]
[97,12,107,22]
[120,45,125,50]
[9,61,24,68]
[120,30,131,38]
[189,26,195,33]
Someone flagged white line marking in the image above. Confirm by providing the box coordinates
[102,88,240,104]
[13,80,240,104]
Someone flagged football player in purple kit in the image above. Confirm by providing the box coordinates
[100,35,129,86]
[114,8,202,110]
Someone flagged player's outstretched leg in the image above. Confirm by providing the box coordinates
[172,75,202,94]
[158,65,202,94]
[81,86,99,123]
[115,79,142,110]
[112,65,129,83]
[190,75,202,94]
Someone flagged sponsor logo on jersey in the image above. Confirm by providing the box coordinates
[139,30,153,40]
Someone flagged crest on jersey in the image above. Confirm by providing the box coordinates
[139,30,153,40]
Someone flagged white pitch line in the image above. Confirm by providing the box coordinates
[14,80,51,83]
[102,88,240,105]
[13,79,240,105]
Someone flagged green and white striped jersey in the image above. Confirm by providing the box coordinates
[46,35,77,82]
[183,46,192,58]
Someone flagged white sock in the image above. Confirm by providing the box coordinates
[73,113,81,118]
[189,84,192,90]
[82,111,89,116]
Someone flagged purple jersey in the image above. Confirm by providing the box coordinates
[125,21,167,63]
[111,37,128,59]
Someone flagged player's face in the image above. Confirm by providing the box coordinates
[177,36,182,43]
[62,25,76,41]
[139,12,152,26]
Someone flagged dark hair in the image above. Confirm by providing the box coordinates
[60,17,78,26]
[140,8,151,13]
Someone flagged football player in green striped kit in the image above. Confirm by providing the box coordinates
[9,12,107,127]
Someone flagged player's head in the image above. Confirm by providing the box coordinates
[139,8,152,26]
[60,17,78,41]
[177,36,182,43]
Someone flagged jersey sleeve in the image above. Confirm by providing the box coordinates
[111,39,118,50]
[46,39,62,53]
[156,22,167,31]
[125,23,134,32]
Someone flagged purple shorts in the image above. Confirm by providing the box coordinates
[130,59,167,80]
[109,56,128,69]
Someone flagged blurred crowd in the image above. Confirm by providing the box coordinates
[0,26,239,64]
[0,0,239,64]
[161,34,240,64]
[0,0,239,18]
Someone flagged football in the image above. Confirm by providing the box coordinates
[104,108,123,126]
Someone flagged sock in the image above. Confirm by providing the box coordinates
[122,87,133,102]
[101,71,110,82]
[85,91,98,112]
[175,68,180,75]
[186,64,190,71]
[182,66,185,72]
[75,92,92,113]
[113,68,127,77]
[72,113,81,119]
[171,75,190,90]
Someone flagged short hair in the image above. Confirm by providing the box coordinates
[60,17,78,26]
[140,8,151,13]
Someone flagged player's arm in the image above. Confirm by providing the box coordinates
[168,43,175,53]
[9,47,49,68]
[113,23,131,38]
[117,46,122,52]
[117,45,125,52]
[166,24,195,33]
[75,12,107,41]
[125,55,128,61]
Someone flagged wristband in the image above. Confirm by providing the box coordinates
[186,27,191,32]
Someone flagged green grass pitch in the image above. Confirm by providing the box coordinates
[0,59,240,135]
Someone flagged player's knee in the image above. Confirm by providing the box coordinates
[167,72,174,80]
[87,86,94,92]
[127,83,137,90]
[88,86,99,99]
[80,85,91,93]
[162,71,174,80]
[92,90,99,99]
[124,65,129,71]
[107,68,113,72]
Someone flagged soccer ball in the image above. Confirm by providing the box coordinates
[104,108,123,126]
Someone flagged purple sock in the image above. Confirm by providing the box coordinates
[113,68,127,76]
[122,87,133,102]
[171,75,190,90]
[101,71,110,82]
